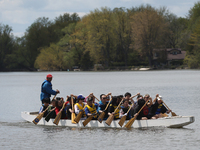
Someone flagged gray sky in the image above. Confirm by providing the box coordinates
[0,0,199,37]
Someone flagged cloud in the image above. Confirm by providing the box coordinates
[0,0,199,37]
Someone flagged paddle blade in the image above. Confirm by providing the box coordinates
[45,111,54,122]
[161,113,168,117]
[74,111,83,123]
[53,112,62,125]
[32,112,44,125]
[105,114,114,126]
[124,117,136,128]
[71,113,77,124]
[83,115,93,127]
[118,115,126,127]
[171,112,177,116]
[98,112,105,123]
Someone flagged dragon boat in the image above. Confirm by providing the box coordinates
[21,111,194,128]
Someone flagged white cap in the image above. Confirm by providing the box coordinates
[157,96,162,100]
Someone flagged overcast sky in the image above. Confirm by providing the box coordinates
[0,0,199,37]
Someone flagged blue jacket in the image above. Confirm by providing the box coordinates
[40,80,57,101]
[85,103,99,116]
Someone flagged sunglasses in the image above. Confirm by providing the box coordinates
[102,98,107,99]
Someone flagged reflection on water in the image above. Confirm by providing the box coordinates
[0,70,200,149]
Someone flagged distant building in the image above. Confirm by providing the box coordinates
[153,48,186,67]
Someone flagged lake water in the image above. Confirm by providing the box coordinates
[0,70,200,150]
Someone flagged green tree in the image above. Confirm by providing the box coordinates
[35,44,65,70]
[86,7,115,67]
[130,6,168,67]
[0,24,15,71]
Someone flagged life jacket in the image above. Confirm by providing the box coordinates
[75,103,86,117]
[86,104,97,118]
[143,106,149,116]
[155,103,163,114]
[110,104,120,119]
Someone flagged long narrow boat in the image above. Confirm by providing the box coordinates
[21,111,195,128]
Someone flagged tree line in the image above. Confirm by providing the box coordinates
[1,3,200,71]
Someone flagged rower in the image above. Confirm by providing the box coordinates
[74,94,86,120]
[119,99,133,120]
[150,95,172,118]
[108,96,121,120]
[55,97,68,119]
[132,97,151,120]
[85,96,99,120]
[65,96,76,119]
[98,94,109,120]
[39,97,50,117]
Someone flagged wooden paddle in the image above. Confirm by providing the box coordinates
[162,101,177,116]
[53,98,67,125]
[118,104,133,127]
[33,94,57,125]
[82,112,97,127]
[45,107,56,122]
[98,96,113,123]
[74,105,86,123]
[105,98,123,126]
[125,99,149,128]
[32,105,51,125]
[93,95,100,102]
[71,96,77,124]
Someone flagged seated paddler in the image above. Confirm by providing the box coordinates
[74,94,87,120]
[98,94,109,120]
[150,94,172,118]
[108,96,121,120]
[39,97,50,117]
[119,99,133,120]
[55,97,68,119]
[85,96,99,120]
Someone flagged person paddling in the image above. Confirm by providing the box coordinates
[55,97,68,119]
[65,96,76,119]
[40,74,60,104]
[150,94,172,118]
[74,94,87,120]
[108,96,122,120]
[119,99,133,120]
[98,93,111,120]
[38,97,50,117]
[85,96,99,120]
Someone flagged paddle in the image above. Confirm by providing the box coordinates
[93,95,100,102]
[98,96,113,123]
[74,105,86,123]
[105,98,123,126]
[162,101,177,116]
[44,95,58,122]
[53,98,67,125]
[118,104,133,127]
[71,96,77,124]
[82,112,97,127]
[124,99,149,128]
[45,107,56,122]
[33,94,57,125]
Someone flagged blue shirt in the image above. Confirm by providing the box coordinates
[40,80,57,101]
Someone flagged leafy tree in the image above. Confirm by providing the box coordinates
[130,6,168,67]
[35,44,65,70]
[0,24,15,70]
[112,7,133,66]
[86,7,115,67]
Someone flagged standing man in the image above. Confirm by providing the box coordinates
[40,74,60,104]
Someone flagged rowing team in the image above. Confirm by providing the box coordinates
[39,92,173,123]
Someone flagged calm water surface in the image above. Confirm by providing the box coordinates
[0,70,200,150]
